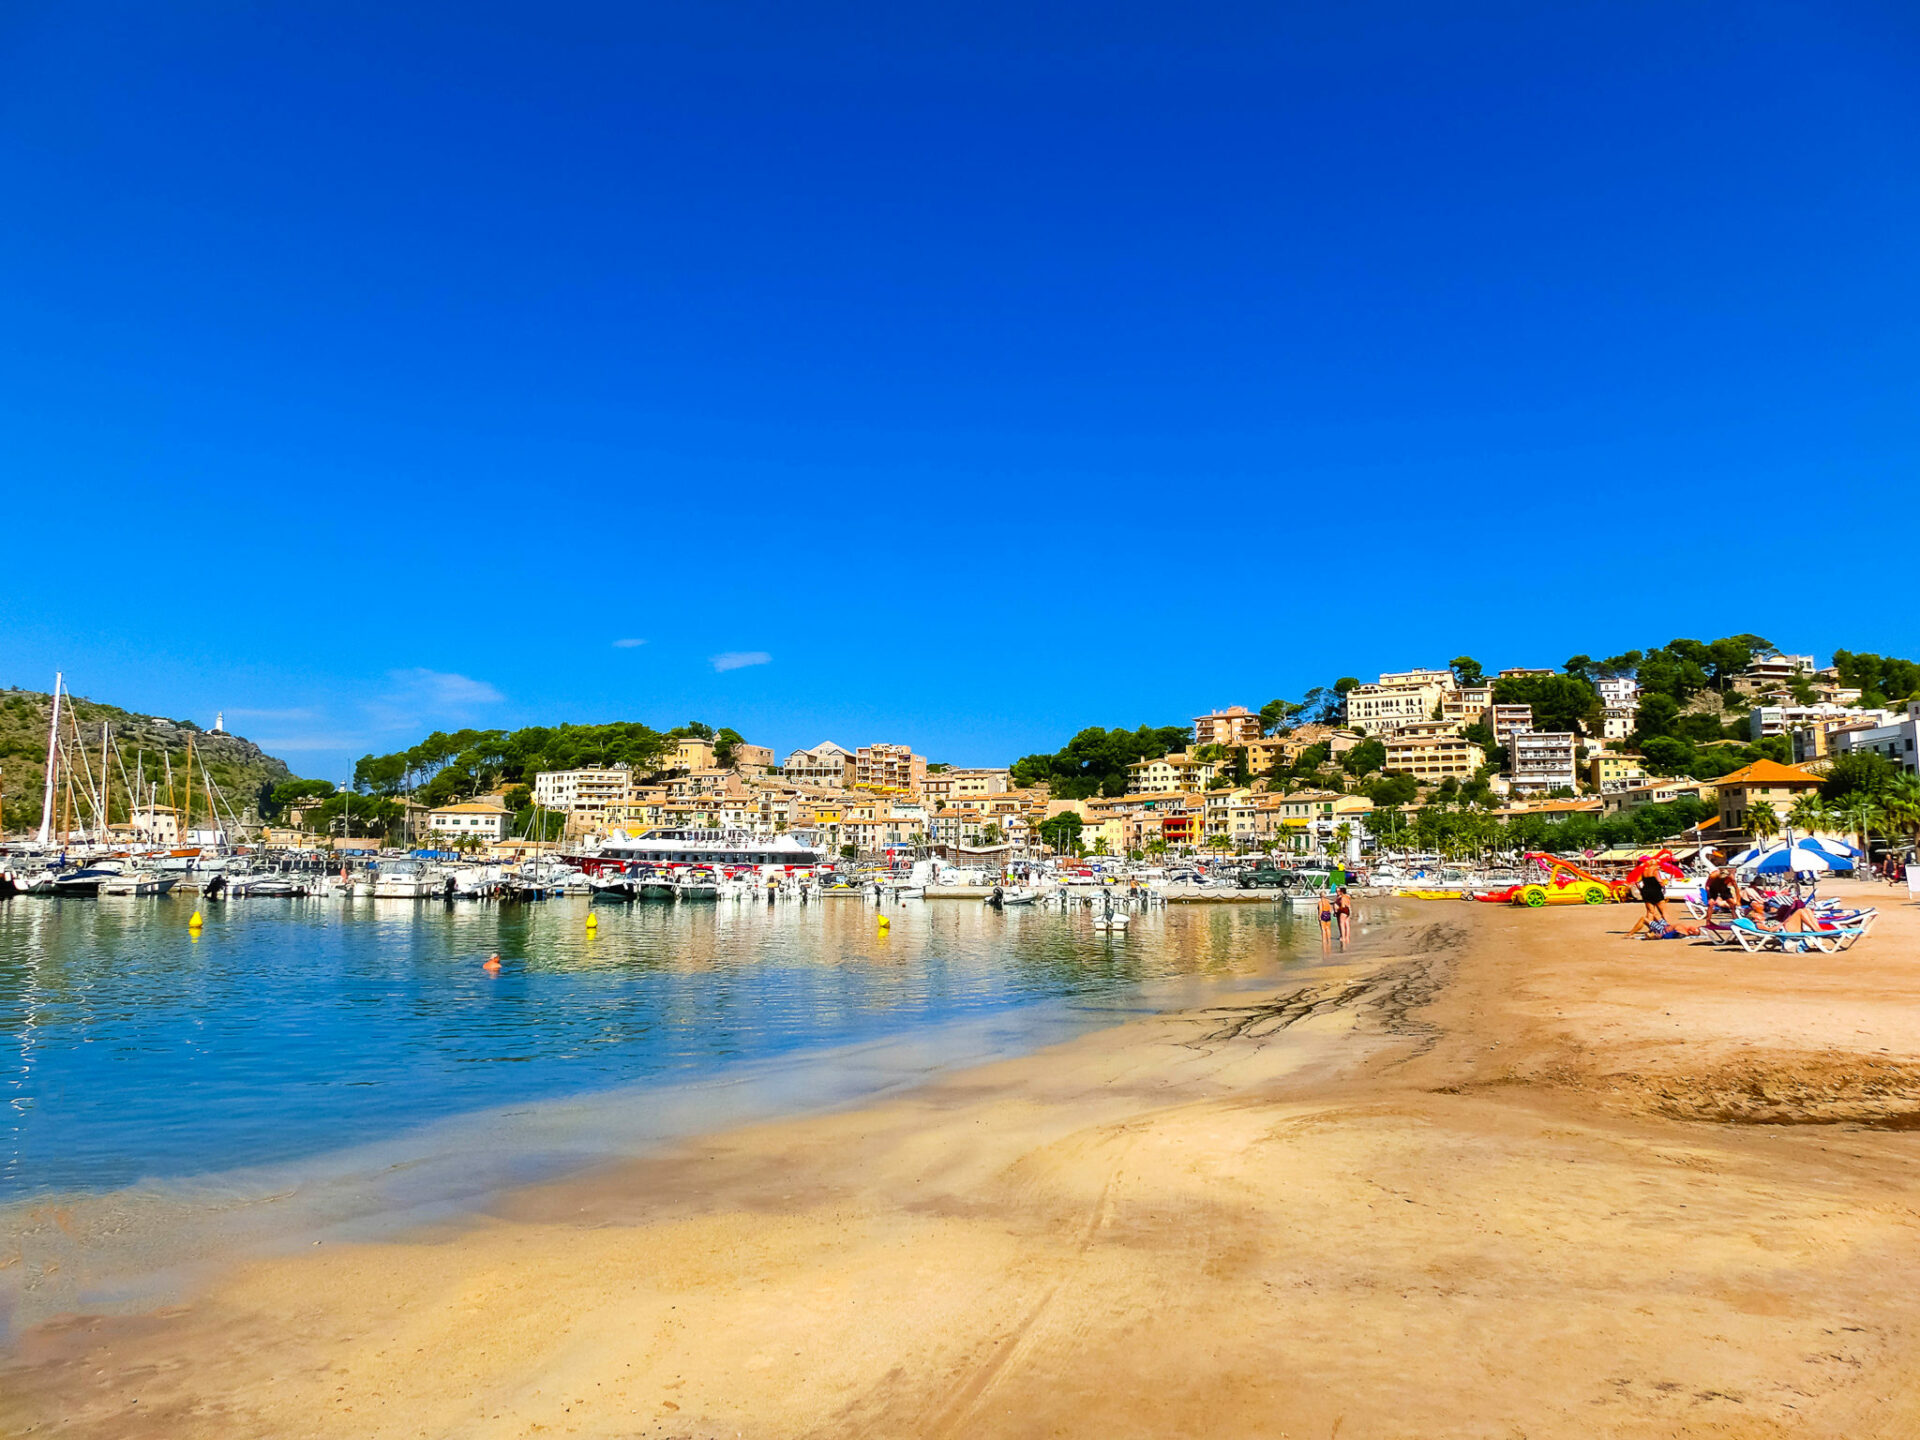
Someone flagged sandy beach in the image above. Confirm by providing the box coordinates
[8,886,1920,1438]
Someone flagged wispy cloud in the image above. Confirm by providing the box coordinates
[363,668,505,731]
[711,651,771,673]
[612,638,647,649]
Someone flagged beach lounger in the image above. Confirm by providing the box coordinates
[1728,917,1870,955]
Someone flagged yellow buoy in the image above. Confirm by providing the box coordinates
[877,915,890,930]
[188,911,204,928]
[586,913,599,930]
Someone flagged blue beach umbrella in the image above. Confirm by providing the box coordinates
[1746,838,1852,875]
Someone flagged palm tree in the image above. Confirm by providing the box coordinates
[1881,774,1920,852]
[1835,794,1884,865]
[1787,792,1831,836]
[1745,801,1781,842]
[1334,821,1354,858]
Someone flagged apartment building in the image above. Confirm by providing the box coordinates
[1193,706,1263,747]
[782,742,856,788]
[1126,753,1217,793]
[673,737,716,770]
[1596,676,1640,708]
[1749,703,1894,739]
[1587,753,1646,791]
[854,743,927,795]
[1343,673,1452,734]
[1243,725,1358,775]
[1439,685,1494,726]
[1830,700,1920,775]
[1599,779,1715,815]
[532,765,633,818]
[1490,704,1534,746]
[1376,668,1456,689]
[427,800,512,842]
[922,767,1011,804]
[1382,734,1485,781]
[1508,731,1579,794]
[1736,652,1817,692]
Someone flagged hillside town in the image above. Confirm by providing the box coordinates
[232,645,1920,868]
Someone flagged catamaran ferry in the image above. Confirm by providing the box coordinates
[579,828,829,873]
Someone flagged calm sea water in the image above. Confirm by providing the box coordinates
[0,893,1305,1202]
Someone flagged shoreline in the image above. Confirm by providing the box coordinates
[0,902,1359,1340]
[8,886,1920,1436]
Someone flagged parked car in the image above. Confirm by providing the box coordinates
[1237,869,1290,890]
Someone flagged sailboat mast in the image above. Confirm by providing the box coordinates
[184,737,196,842]
[35,672,63,846]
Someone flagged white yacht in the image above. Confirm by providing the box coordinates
[590,828,828,872]
[368,858,441,899]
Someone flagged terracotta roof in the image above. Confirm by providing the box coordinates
[1713,759,1823,787]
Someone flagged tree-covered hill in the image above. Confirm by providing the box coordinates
[0,686,297,834]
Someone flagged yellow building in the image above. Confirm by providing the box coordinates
[1382,734,1485,781]
[1712,759,1823,835]
[1126,753,1217,793]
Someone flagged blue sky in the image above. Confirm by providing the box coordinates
[3,1,1916,781]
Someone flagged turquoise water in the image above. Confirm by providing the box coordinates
[0,894,1303,1202]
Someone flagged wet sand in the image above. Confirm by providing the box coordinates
[8,884,1920,1438]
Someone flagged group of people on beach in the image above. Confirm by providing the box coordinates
[1317,887,1352,946]
[1627,863,1832,941]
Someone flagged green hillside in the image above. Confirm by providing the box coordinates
[0,686,297,836]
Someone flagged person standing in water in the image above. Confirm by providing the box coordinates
[1317,889,1334,946]
[1334,886,1353,944]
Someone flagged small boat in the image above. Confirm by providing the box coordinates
[51,867,119,897]
[368,860,440,899]
[674,866,720,901]
[99,871,179,897]
[590,867,639,902]
[232,875,307,898]
[638,868,677,901]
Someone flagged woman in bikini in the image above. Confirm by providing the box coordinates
[1334,886,1353,944]
[1317,890,1334,946]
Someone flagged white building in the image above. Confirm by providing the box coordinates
[1749,703,1895,740]
[1491,704,1534,746]
[1596,676,1640,708]
[531,765,632,817]
[1596,677,1639,740]
[1830,701,1920,775]
[427,801,512,842]
[1508,731,1579,794]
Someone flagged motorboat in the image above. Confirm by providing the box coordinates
[368,859,441,899]
[99,871,179,896]
[51,866,121,897]
[675,866,720,901]
[638,868,677,901]
[589,867,639,902]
